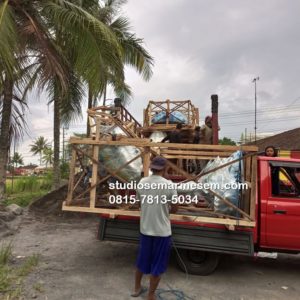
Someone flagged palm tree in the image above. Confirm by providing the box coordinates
[30,136,50,166]
[11,152,24,168]
[0,0,125,194]
[86,0,154,120]
[42,147,54,168]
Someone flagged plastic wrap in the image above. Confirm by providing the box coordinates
[198,151,244,216]
[98,125,142,182]
[149,131,167,142]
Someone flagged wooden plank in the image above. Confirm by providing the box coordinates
[151,149,193,179]
[243,156,252,214]
[62,202,255,227]
[97,153,143,186]
[160,149,234,156]
[66,149,77,205]
[250,155,257,220]
[166,99,170,125]
[163,155,225,160]
[90,119,100,208]
[69,138,258,152]
[73,171,85,192]
[143,146,151,177]
[190,151,258,182]
[207,188,251,220]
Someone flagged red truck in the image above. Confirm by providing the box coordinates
[97,155,300,275]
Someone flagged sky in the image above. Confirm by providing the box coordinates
[18,0,300,165]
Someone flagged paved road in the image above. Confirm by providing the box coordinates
[3,213,300,300]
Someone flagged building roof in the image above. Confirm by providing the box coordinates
[245,127,300,152]
[22,164,38,169]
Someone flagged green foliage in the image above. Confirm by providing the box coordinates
[0,244,12,266]
[60,162,69,179]
[219,137,237,146]
[16,255,39,277]
[10,152,24,167]
[4,191,48,207]
[0,244,39,298]
[30,136,51,166]
[42,147,54,167]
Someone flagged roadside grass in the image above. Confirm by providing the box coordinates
[0,244,39,299]
[4,191,49,207]
[5,174,52,207]
[6,173,52,195]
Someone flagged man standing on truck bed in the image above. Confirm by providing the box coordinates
[132,156,178,300]
[161,123,183,143]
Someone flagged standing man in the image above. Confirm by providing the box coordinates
[132,156,178,300]
[201,116,213,144]
[161,123,183,143]
[161,123,184,172]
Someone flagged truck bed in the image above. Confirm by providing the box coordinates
[98,216,254,256]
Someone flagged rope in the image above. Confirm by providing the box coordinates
[154,240,195,300]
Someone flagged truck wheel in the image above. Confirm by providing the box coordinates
[176,249,220,275]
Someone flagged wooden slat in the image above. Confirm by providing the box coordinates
[250,155,257,220]
[66,149,77,205]
[90,119,100,208]
[69,137,258,152]
[243,156,252,214]
[143,147,151,176]
[62,202,255,227]
[160,149,234,156]
[207,188,251,220]
[163,155,224,160]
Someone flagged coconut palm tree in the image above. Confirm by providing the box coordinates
[42,147,54,168]
[0,0,125,194]
[11,152,24,168]
[83,0,154,136]
[30,136,50,166]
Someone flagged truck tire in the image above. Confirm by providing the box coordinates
[175,249,220,275]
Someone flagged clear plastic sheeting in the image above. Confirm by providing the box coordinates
[99,146,142,182]
[149,131,167,142]
[198,151,244,216]
[98,125,142,182]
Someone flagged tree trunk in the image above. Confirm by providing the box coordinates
[0,78,13,202]
[86,86,93,137]
[52,96,61,190]
[103,84,107,106]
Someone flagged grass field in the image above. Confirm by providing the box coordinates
[5,174,52,207]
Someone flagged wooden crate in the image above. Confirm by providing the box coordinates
[140,99,199,138]
[63,133,258,228]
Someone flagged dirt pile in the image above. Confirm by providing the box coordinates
[29,184,68,215]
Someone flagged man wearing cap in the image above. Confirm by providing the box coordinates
[132,156,178,300]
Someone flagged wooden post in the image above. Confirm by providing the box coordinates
[148,102,152,126]
[188,100,190,125]
[195,108,199,125]
[211,94,219,145]
[90,119,100,208]
[66,148,77,205]
[166,99,170,125]
[143,146,151,177]
[250,155,257,220]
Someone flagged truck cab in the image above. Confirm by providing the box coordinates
[258,156,300,251]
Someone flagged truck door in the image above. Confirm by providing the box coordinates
[266,161,300,250]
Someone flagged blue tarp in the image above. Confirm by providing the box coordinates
[151,111,187,124]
